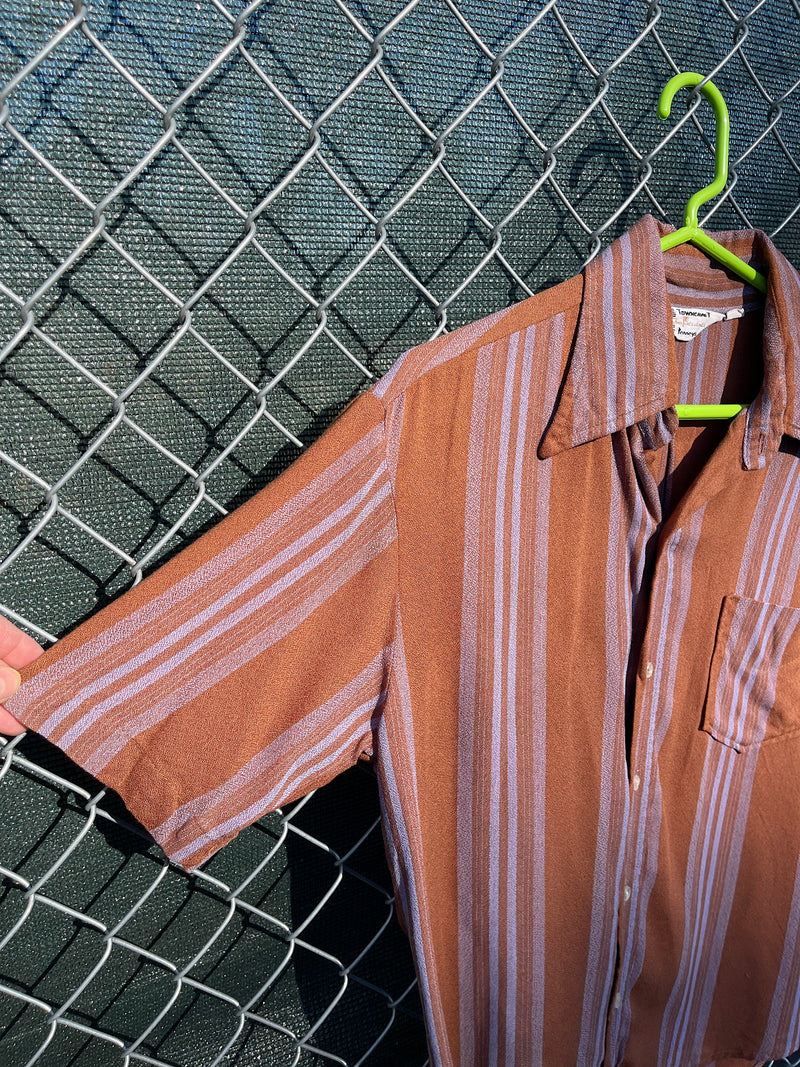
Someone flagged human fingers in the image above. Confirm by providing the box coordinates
[0,616,45,735]
[0,665,24,735]
[0,613,44,670]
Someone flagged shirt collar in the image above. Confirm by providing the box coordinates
[538,212,800,470]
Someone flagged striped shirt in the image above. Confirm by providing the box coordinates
[8,212,800,1067]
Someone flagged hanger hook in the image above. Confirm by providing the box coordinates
[657,72,730,229]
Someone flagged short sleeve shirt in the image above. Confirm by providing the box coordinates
[8,212,800,1067]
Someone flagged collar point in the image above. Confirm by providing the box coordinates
[537,438,561,461]
[742,453,766,472]
[538,422,571,460]
[742,422,781,471]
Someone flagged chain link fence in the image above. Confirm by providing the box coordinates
[0,1,798,1064]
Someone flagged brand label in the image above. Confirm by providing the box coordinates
[671,304,745,341]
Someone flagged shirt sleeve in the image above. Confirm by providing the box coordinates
[5,388,399,873]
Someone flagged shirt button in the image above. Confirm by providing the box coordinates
[623,885,631,902]
[632,773,641,791]
[613,992,622,1009]
[645,661,654,678]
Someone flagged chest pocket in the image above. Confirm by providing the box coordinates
[702,594,800,752]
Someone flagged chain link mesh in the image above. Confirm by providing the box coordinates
[0,0,799,1063]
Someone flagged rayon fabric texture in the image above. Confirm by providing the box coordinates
[8,213,800,1067]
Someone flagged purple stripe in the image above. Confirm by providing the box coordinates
[579,435,652,1064]
[371,305,517,402]
[503,325,542,1059]
[690,328,708,404]
[609,507,705,1060]
[665,279,764,302]
[83,496,397,773]
[620,231,638,424]
[721,601,776,744]
[665,606,783,1063]
[658,722,718,1066]
[781,256,800,431]
[528,316,560,1065]
[487,331,518,1065]
[760,461,800,1059]
[504,329,529,1062]
[600,245,619,436]
[671,627,785,1061]
[371,348,412,400]
[170,701,385,863]
[571,247,600,446]
[56,470,394,750]
[660,462,800,1063]
[691,611,800,1047]
[14,419,387,708]
[529,317,554,1067]
[760,854,800,1054]
[749,467,800,600]
[678,332,696,401]
[39,454,390,739]
[154,651,390,840]
[663,623,765,1057]
[374,611,410,923]
[419,307,518,382]
[373,623,448,1067]
[709,322,731,406]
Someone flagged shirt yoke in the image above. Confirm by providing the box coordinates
[372,271,584,411]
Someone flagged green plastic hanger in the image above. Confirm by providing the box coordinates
[657,71,768,421]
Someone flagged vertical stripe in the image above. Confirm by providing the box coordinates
[375,618,447,1067]
[457,322,556,1066]
[600,239,619,435]
[690,329,706,403]
[708,321,729,404]
[620,231,639,422]
[529,316,561,1065]
[660,462,800,1064]
[487,332,518,1064]
[458,341,495,1066]
[11,213,800,1067]
[760,847,800,1055]
[503,325,542,1063]
[610,505,706,1061]
[504,331,523,1065]
[578,427,655,1064]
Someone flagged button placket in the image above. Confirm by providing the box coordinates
[606,328,753,1064]
[610,540,678,1062]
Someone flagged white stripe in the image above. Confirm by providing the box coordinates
[487,332,518,1065]
[17,419,387,705]
[57,473,393,749]
[155,651,390,840]
[458,341,494,1066]
[169,699,384,863]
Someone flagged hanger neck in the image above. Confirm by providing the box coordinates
[662,225,768,295]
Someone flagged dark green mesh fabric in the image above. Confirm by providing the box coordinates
[0,2,798,1064]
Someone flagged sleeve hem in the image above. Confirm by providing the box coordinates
[93,743,204,873]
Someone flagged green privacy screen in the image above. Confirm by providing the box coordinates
[0,1,798,1064]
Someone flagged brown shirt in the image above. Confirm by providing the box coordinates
[8,212,800,1067]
